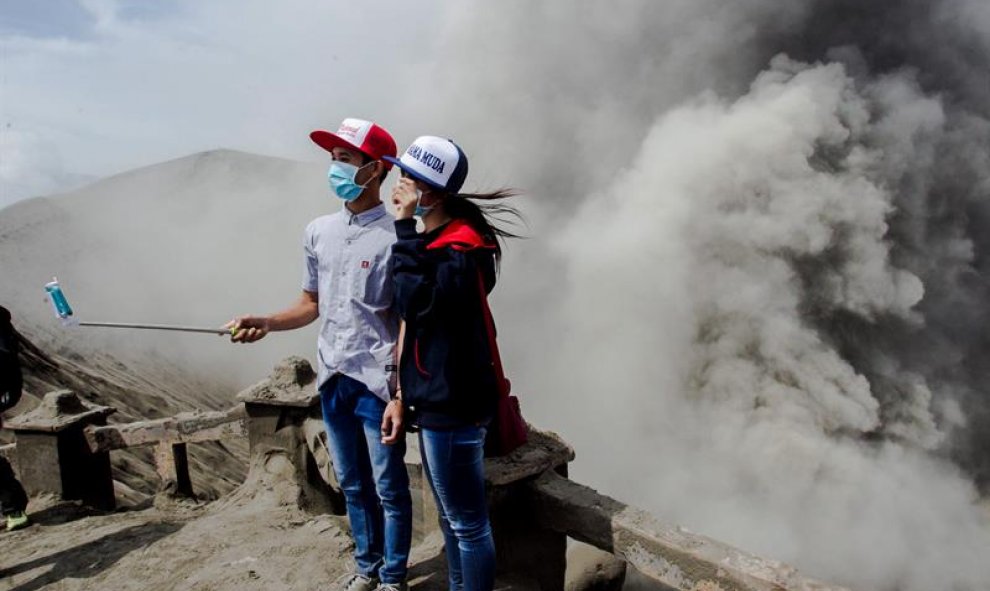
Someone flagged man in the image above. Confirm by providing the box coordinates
[0,305,30,532]
[228,119,411,591]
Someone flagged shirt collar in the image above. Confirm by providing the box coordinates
[344,202,387,226]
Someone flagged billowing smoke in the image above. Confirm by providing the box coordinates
[400,1,990,589]
[553,56,988,590]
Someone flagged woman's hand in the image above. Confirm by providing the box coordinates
[380,399,405,445]
[391,178,419,220]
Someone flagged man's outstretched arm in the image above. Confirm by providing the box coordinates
[226,290,319,343]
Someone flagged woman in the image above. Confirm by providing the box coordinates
[382,136,519,591]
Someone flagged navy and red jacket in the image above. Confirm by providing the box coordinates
[392,217,499,429]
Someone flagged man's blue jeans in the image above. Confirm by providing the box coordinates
[321,374,412,584]
[419,425,495,591]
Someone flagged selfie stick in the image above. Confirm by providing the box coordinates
[44,278,232,336]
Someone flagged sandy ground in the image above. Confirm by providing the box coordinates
[0,334,455,591]
[0,485,449,591]
[0,489,619,591]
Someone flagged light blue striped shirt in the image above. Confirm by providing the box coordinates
[303,202,398,402]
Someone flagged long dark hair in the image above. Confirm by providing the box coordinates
[443,190,523,266]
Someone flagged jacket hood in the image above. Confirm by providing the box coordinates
[426,219,495,252]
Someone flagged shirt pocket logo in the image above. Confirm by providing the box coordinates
[352,254,384,302]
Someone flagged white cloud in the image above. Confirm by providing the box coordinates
[0,127,91,206]
[0,0,444,203]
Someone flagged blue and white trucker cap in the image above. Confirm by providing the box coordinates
[384,136,468,194]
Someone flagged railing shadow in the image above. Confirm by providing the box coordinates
[0,521,183,591]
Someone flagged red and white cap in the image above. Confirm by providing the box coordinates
[310,118,398,170]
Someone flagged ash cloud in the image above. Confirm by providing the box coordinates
[771,0,990,485]
[405,1,990,589]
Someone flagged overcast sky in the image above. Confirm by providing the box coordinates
[0,0,445,207]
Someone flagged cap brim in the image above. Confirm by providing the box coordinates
[383,156,445,190]
[310,130,363,156]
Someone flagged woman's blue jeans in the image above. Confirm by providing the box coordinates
[419,425,495,591]
[321,374,412,584]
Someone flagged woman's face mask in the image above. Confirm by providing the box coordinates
[328,160,375,201]
[415,189,436,218]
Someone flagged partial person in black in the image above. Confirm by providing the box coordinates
[0,305,29,532]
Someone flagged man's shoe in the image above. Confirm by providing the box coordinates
[5,512,28,532]
[333,573,378,591]
[375,583,408,591]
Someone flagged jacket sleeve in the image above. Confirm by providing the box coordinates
[392,219,491,324]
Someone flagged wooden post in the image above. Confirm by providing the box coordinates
[155,441,194,498]
[483,427,576,591]
[237,356,343,514]
[6,390,116,511]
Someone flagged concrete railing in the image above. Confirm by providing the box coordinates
[85,406,246,497]
[530,472,847,591]
[3,390,246,506]
[0,357,851,591]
